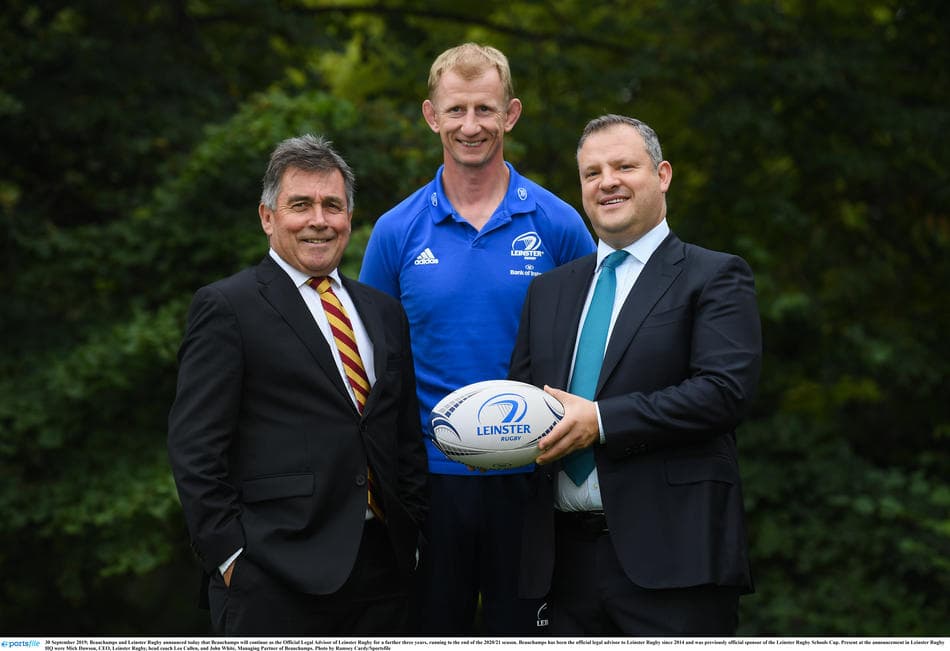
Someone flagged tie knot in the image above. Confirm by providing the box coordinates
[309,277,332,294]
[601,249,629,271]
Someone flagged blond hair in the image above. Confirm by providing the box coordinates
[427,43,514,103]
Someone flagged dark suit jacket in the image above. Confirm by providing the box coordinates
[509,232,761,597]
[168,255,428,596]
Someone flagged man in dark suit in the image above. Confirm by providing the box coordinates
[509,114,762,635]
[167,134,428,635]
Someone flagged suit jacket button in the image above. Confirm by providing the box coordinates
[355,473,367,486]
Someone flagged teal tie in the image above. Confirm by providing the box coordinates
[562,249,629,485]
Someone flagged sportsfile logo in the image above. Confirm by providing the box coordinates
[0,642,41,648]
[475,392,530,442]
[414,247,439,265]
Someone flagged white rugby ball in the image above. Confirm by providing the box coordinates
[430,380,564,471]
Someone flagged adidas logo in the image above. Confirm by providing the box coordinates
[414,248,440,265]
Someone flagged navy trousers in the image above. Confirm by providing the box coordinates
[548,512,741,636]
[415,473,545,635]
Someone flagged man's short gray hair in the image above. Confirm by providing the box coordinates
[260,134,356,211]
[577,114,664,169]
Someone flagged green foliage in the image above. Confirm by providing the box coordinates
[0,300,183,629]
[739,415,949,635]
[1,0,947,635]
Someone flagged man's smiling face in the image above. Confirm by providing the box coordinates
[577,124,672,249]
[423,67,520,171]
[258,166,352,277]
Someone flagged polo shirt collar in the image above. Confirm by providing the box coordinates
[427,162,538,224]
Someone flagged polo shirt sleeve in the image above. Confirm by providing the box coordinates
[359,217,401,299]
[553,209,597,264]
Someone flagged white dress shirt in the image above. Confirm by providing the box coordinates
[268,249,377,400]
[555,219,670,512]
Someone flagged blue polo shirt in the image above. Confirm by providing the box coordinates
[360,163,595,475]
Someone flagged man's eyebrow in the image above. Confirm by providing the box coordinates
[283,193,346,208]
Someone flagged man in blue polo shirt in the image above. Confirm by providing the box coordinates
[360,43,594,634]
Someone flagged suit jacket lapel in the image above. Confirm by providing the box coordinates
[598,234,685,395]
[255,256,353,408]
[553,255,597,388]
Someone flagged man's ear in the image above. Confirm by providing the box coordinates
[259,203,274,237]
[422,99,440,133]
[504,98,523,132]
[657,160,673,192]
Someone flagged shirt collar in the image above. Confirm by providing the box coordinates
[595,218,670,269]
[427,162,537,224]
[268,248,341,289]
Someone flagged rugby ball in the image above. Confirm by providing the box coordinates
[429,380,564,470]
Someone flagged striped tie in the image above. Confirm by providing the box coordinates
[310,277,370,410]
[308,277,383,520]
